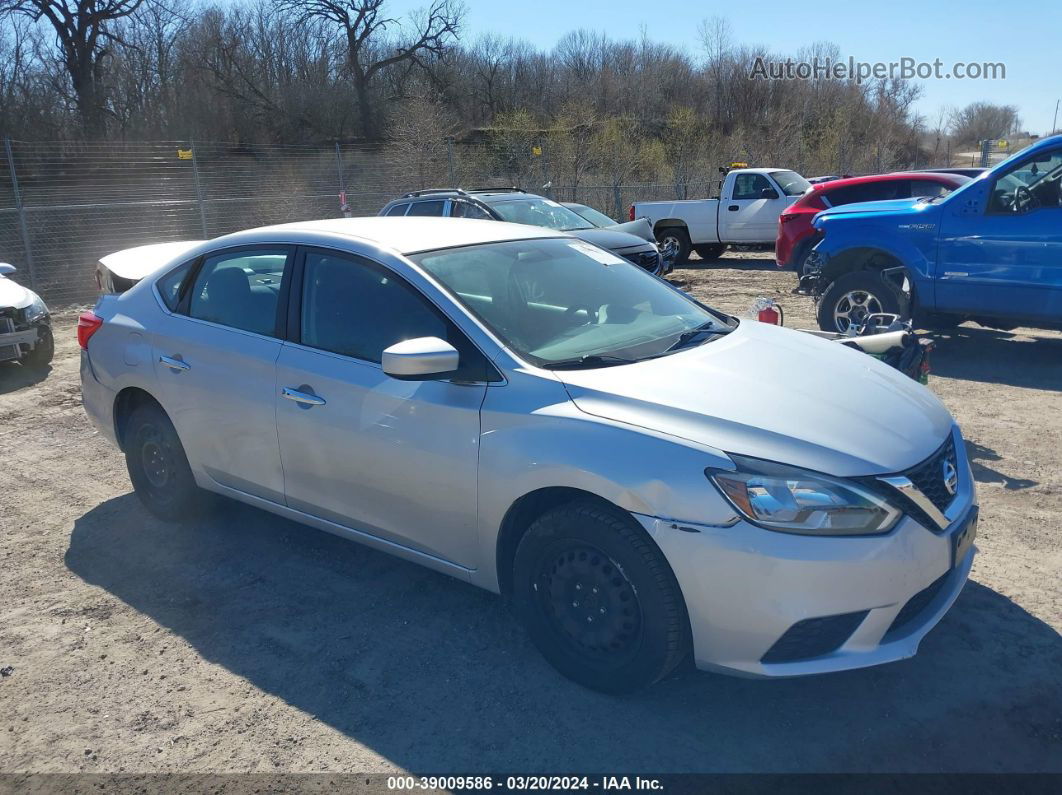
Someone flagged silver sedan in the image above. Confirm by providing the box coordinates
[79,217,977,692]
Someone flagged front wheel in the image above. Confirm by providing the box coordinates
[694,244,725,262]
[817,270,909,333]
[512,500,690,693]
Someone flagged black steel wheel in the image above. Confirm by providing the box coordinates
[513,499,690,693]
[125,403,212,522]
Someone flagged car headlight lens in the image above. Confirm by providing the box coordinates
[23,295,48,323]
[706,455,901,536]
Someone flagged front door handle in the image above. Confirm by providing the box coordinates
[728,205,739,211]
[159,355,190,372]
[281,387,326,407]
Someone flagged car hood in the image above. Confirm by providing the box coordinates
[570,226,655,252]
[0,276,36,310]
[99,240,205,281]
[554,320,953,477]
[606,217,655,243]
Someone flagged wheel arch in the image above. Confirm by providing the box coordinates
[652,219,689,235]
[819,246,919,307]
[495,487,625,597]
[112,386,165,453]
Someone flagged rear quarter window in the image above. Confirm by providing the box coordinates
[156,260,195,311]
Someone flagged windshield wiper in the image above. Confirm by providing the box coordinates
[663,321,725,352]
[541,354,637,370]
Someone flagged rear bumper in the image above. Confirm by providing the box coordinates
[80,350,120,447]
[638,494,976,678]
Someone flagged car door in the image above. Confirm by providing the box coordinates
[937,147,1062,321]
[149,246,293,503]
[274,247,493,569]
[721,173,787,242]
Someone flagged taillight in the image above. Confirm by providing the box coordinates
[628,204,635,221]
[779,213,798,223]
[77,311,103,349]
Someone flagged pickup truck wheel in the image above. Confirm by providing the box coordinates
[817,270,909,334]
[655,228,691,265]
[125,403,213,522]
[512,499,690,693]
[694,244,725,262]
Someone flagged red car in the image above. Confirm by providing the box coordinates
[777,172,970,274]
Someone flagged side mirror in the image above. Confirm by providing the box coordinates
[0,263,16,276]
[761,188,780,200]
[381,336,459,380]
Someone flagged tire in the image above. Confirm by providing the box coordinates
[22,327,53,368]
[693,244,725,262]
[790,241,814,277]
[124,402,211,522]
[512,499,690,693]
[655,227,691,265]
[817,270,910,334]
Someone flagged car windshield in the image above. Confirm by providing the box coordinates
[488,197,595,231]
[770,170,812,196]
[411,238,734,368]
[568,204,618,228]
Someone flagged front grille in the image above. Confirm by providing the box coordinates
[903,436,958,513]
[624,250,661,273]
[884,570,952,639]
[761,610,869,664]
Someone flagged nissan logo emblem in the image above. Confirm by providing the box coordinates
[942,458,958,496]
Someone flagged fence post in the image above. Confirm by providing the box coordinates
[446,137,456,185]
[334,141,344,193]
[189,140,208,238]
[4,138,36,291]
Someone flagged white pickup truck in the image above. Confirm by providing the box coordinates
[632,168,810,262]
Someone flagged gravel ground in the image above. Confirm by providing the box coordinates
[0,253,1060,774]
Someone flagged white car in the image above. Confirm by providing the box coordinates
[633,168,810,262]
[79,217,977,692]
[95,241,205,294]
[0,262,52,367]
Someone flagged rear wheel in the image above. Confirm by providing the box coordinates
[693,244,725,262]
[512,499,690,693]
[125,403,212,522]
[655,227,691,265]
[790,240,814,277]
[817,270,909,333]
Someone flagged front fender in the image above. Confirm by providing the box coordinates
[472,371,737,593]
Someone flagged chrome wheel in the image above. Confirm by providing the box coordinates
[833,289,883,333]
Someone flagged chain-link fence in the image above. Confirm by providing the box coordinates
[0,137,748,306]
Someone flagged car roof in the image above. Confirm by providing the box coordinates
[209,216,561,255]
[811,171,966,192]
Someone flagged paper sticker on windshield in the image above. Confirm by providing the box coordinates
[567,240,627,265]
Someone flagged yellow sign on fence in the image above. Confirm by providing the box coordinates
[177,148,193,160]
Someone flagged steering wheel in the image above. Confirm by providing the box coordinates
[564,303,599,326]
[1013,184,1038,213]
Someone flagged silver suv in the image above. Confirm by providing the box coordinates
[80,217,977,692]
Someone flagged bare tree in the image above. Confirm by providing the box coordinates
[949,102,1021,147]
[0,0,144,136]
[274,0,462,138]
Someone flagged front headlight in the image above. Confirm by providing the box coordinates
[23,295,48,323]
[706,455,901,536]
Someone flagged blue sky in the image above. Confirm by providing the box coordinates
[385,0,1060,135]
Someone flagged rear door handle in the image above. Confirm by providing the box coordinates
[159,355,190,372]
[281,387,326,406]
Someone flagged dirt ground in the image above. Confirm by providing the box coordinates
[1,252,1060,774]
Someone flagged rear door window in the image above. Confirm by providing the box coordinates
[186,248,291,337]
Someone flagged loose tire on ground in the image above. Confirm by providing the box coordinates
[817,269,910,333]
[655,227,691,265]
[125,402,212,522]
[512,499,691,693]
[693,244,725,262]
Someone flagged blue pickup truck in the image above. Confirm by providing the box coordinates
[805,134,1062,334]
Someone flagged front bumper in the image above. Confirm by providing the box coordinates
[0,316,48,362]
[640,509,975,677]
